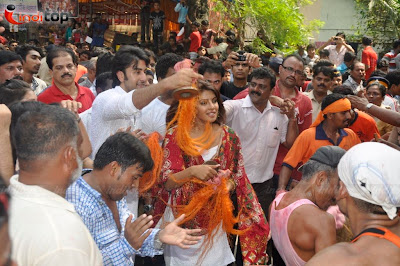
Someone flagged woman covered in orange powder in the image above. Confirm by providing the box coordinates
[152,82,270,265]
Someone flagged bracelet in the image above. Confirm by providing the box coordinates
[228,178,236,191]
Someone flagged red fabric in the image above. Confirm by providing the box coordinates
[362,46,378,80]
[0,35,7,44]
[349,110,380,142]
[152,125,270,265]
[233,88,249,100]
[38,82,94,113]
[189,31,202,52]
[272,80,313,181]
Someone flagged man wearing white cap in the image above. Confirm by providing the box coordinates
[307,142,400,265]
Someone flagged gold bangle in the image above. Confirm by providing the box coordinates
[228,178,236,191]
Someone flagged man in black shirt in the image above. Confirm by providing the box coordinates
[150,1,165,51]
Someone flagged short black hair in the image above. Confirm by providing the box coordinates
[366,82,386,98]
[336,32,346,39]
[192,21,200,28]
[321,93,345,111]
[96,72,112,93]
[215,37,224,44]
[249,67,276,89]
[362,36,373,46]
[333,85,355,96]
[0,51,22,67]
[93,132,154,173]
[319,49,330,57]
[344,52,356,63]
[282,54,304,67]
[201,20,209,26]
[13,104,79,162]
[378,59,389,69]
[385,70,400,87]
[46,47,78,70]
[79,50,91,60]
[15,45,43,61]
[96,52,114,77]
[313,66,334,80]
[393,40,400,50]
[155,53,183,79]
[112,46,149,87]
[349,61,364,71]
[370,69,387,78]
[313,59,334,72]
[306,43,316,50]
[198,60,225,77]
[0,79,32,106]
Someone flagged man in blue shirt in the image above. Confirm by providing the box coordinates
[174,0,188,30]
[66,132,201,265]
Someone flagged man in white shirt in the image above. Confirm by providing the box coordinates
[9,104,103,266]
[89,46,201,157]
[223,67,298,217]
[303,66,334,122]
[141,53,184,137]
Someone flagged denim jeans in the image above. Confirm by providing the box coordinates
[140,12,150,42]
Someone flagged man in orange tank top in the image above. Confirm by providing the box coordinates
[307,142,400,265]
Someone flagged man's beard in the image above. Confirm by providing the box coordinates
[70,155,83,184]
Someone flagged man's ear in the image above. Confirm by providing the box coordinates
[62,145,77,172]
[314,171,327,187]
[116,70,125,83]
[108,161,120,178]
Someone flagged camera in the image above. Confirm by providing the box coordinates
[237,54,246,61]
[333,37,339,41]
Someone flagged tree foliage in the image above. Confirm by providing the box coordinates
[354,0,400,46]
[210,0,323,52]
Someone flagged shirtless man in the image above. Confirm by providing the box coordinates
[270,146,346,265]
[307,142,400,265]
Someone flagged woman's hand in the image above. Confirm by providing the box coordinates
[189,165,219,181]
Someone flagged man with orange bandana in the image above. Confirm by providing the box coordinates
[277,93,361,192]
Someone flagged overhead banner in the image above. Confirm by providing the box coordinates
[0,0,38,14]
[37,0,79,17]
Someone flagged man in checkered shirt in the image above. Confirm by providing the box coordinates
[66,132,201,265]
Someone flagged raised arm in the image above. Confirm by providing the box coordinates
[347,95,400,126]
[132,68,203,110]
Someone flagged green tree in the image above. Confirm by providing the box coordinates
[210,0,323,53]
[354,0,400,46]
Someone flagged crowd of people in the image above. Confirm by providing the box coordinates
[0,7,400,265]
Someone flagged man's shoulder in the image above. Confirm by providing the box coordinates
[37,85,56,100]
[356,110,376,123]
[66,179,99,216]
[306,242,357,266]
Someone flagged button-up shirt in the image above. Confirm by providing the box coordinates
[303,90,332,123]
[89,86,142,158]
[9,175,103,266]
[224,96,288,183]
[343,76,364,94]
[66,176,161,266]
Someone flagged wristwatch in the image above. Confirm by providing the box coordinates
[154,230,165,250]
[366,103,374,112]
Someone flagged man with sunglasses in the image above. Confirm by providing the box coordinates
[272,54,313,190]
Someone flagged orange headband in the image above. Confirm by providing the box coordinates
[311,98,351,127]
[367,80,388,89]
